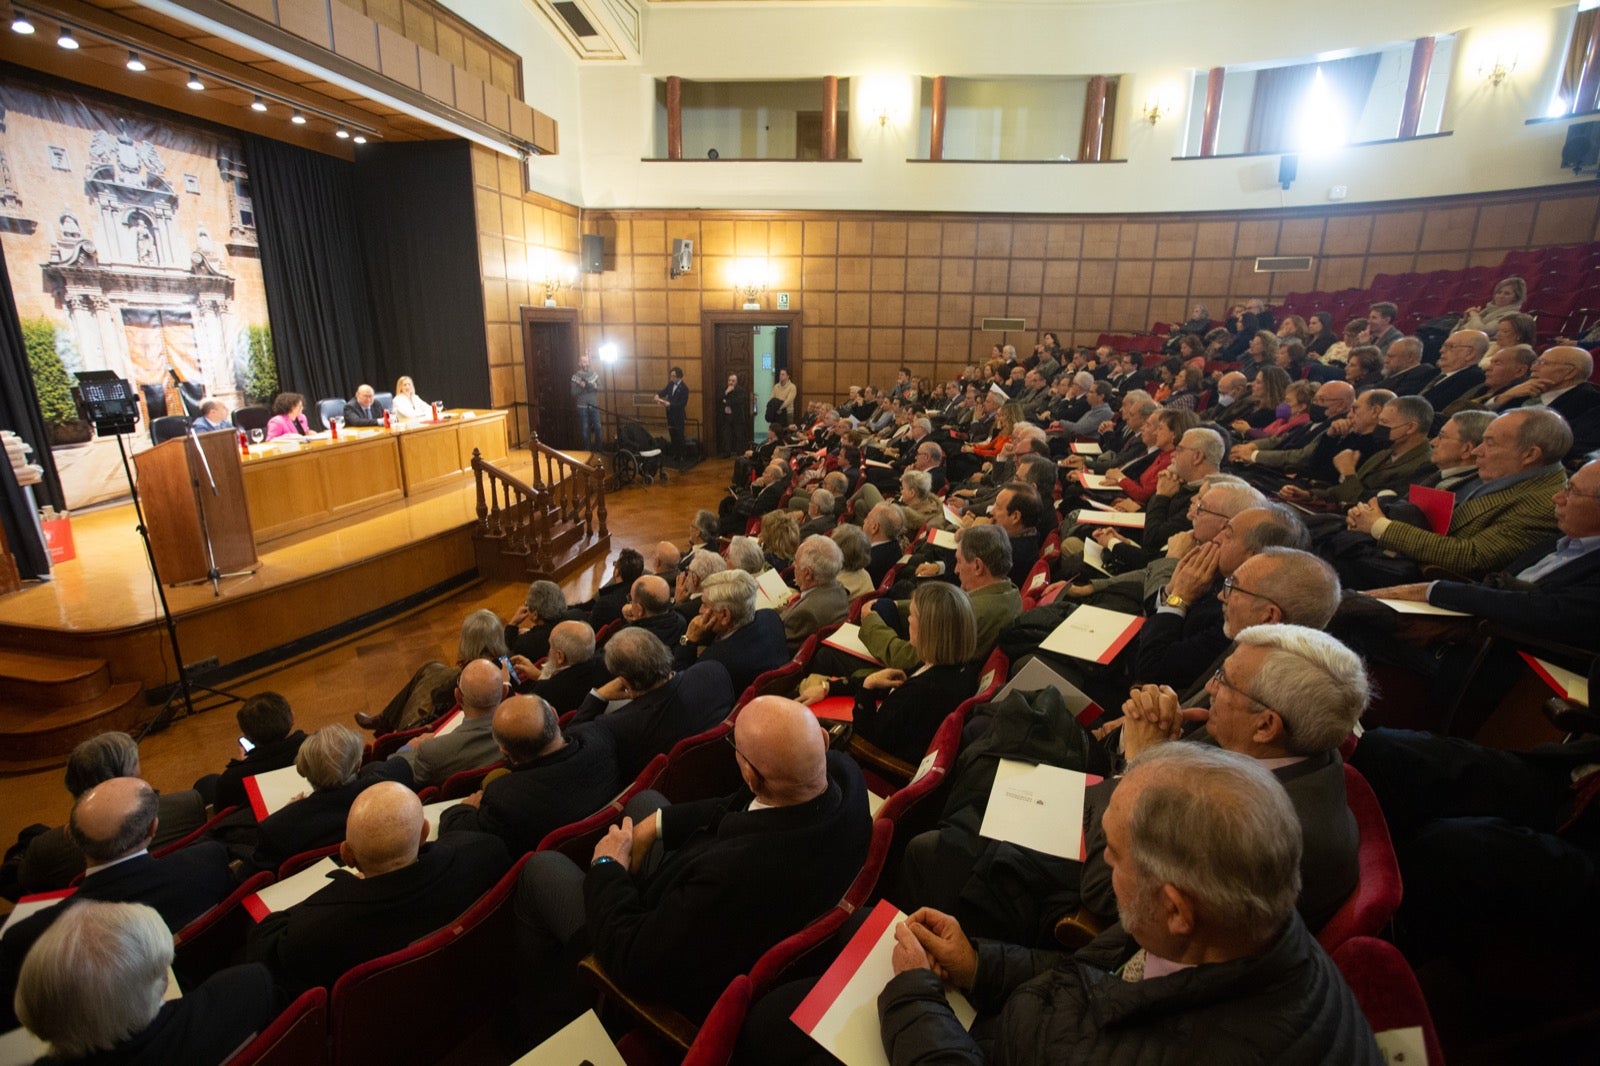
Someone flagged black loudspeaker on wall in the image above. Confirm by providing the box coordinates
[1277,154,1298,191]
[582,233,605,274]
[1561,121,1600,173]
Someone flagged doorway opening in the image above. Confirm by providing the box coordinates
[702,310,803,459]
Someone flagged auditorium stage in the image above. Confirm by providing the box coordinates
[0,444,553,733]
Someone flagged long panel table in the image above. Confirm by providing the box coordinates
[240,410,508,543]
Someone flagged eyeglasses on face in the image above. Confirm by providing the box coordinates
[1219,575,1284,615]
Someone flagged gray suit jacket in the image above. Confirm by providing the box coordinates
[400,713,500,788]
[780,581,852,651]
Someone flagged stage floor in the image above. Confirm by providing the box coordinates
[0,448,555,636]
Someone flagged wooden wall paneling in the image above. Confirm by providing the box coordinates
[279,0,334,50]
[330,3,380,68]
[1367,211,1424,256]
[1420,206,1478,251]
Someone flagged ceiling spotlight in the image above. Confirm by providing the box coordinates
[186,72,204,91]
[125,51,146,72]
[56,25,77,49]
[11,14,35,34]
[335,126,350,139]
[251,95,267,112]
[352,134,367,144]
[290,108,306,125]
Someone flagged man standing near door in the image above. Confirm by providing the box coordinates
[656,366,690,456]
[720,373,751,457]
[571,354,601,453]
[768,368,797,441]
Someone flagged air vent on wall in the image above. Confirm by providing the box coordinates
[981,317,1028,332]
[553,2,599,37]
[1254,256,1314,273]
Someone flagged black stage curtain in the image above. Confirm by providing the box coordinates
[0,240,61,578]
[244,133,381,405]
[352,141,490,408]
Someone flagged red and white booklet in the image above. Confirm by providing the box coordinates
[243,856,346,921]
[241,763,315,822]
[822,623,885,665]
[1519,652,1590,705]
[791,899,976,1066]
[0,887,74,936]
[1038,605,1144,665]
[430,709,465,737]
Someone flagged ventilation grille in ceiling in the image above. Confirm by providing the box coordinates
[1254,256,1314,273]
[981,317,1028,332]
[553,2,599,37]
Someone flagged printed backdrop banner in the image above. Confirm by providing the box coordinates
[0,74,270,409]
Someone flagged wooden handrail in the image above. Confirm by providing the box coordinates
[472,433,608,579]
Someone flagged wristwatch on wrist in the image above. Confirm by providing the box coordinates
[591,855,618,869]
[1163,593,1189,610]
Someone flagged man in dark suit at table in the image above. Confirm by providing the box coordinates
[440,696,623,854]
[511,696,872,1037]
[655,366,690,456]
[343,383,385,427]
[0,777,236,1029]
[247,782,508,994]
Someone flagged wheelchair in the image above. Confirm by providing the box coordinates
[608,420,668,490]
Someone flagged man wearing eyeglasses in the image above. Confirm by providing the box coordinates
[1365,459,1600,652]
[510,696,871,1040]
[1280,395,1437,509]
[1417,330,1490,416]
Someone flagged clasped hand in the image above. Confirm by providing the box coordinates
[889,907,979,990]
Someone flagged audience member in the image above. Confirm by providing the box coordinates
[832,524,876,598]
[357,608,509,732]
[441,697,622,853]
[0,777,235,1029]
[519,619,611,713]
[9,732,205,898]
[377,658,505,789]
[781,535,851,651]
[569,628,735,778]
[673,569,790,692]
[512,696,871,1035]
[862,525,1021,671]
[199,692,306,812]
[505,579,581,661]
[251,724,370,873]
[16,901,279,1066]
[248,782,508,993]
[620,574,688,646]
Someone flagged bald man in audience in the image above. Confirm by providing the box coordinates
[518,619,611,713]
[620,573,688,646]
[439,696,622,854]
[0,777,235,1029]
[374,658,505,789]
[650,541,681,578]
[247,782,508,994]
[512,696,871,1038]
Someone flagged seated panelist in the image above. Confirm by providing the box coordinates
[392,375,430,421]
[265,392,312,440]
[343,384,384,427]
[191,400,233,433]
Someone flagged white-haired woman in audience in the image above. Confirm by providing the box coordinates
[832,524,875,599]
[15,901,278,1064]
[357,608,509,733]
[798,581,979,763]
[898,468,943,532]
[1460,275,1526,334]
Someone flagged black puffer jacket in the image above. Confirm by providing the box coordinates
[878,916,1382,1065]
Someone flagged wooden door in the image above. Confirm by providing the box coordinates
[520,307,580,450]
[712,323,756,457]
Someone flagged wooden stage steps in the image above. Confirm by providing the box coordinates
[0,649,143,773]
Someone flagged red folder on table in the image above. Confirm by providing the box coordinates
[1408,484,1454,535]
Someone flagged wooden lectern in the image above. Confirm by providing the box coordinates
[132,430,257,585]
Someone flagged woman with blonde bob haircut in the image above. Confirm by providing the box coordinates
[759,508,801,570]
[798,581,979,762]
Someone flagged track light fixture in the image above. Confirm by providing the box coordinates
[353,134,367,144]
[335,126,350,139]
[125,51,145,72]
[10,13,34,34]
[56,25,77,49]
[251,95,267,112]
[290,109,306,125]
[186,72,204,91]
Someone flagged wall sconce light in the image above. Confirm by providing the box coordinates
[1479,56,1517,87]
[1141,100,1165,125]
[537,257,578,306]
[732,258,769,310]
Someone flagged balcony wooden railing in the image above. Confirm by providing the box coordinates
[471,433,609,580]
